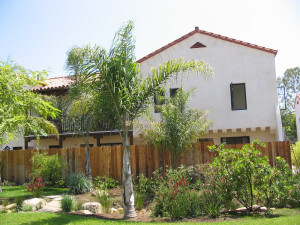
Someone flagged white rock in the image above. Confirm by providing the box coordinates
[23,198,47,211]
[82,202,102,214]
[77,209,93,215]
[110,207,118,213]
[44,195,62,201]
[5,204,16,210]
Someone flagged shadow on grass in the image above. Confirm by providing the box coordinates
[18,213,133,225]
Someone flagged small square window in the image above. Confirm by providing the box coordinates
[170,88,179,97]
[230,83,247,110]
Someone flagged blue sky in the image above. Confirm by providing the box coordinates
[0,0,299,78]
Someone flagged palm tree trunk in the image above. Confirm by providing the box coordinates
[122,128,137,218]
[85,129,91,179]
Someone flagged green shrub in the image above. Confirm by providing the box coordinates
[31,151,65,186]
[198,167,226,218]
[134,174,155,210]
[210,141,269,212]
[153,167,202,220]
[14,198,24,212]
[66,173,92,194]
[288,173,300,208]
[94,176,118,190]
[292,142,300,170]
[22,205,33,212]
[61,195,77,212]
[210,141,293,212]
[96,189,112,213]
[2,199,9,206]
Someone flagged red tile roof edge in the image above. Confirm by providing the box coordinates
[33,76,73,91]
[136,29,278,63]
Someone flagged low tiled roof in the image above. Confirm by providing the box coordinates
[33,76,73,91]
[137,27,278,63]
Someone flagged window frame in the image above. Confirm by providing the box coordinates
[220,136,250,144]
[170,88,179,98]
[230,83,247,111]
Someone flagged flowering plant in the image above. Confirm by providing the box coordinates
[27,164,45,197]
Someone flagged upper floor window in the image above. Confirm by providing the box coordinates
[170,88,179,97]
[230,83,247,110]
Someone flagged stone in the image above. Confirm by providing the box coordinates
[82,202,102,214]
[44,195,62,201]
[117,207,124,212]
[23,198,47,211]
[5,203,16,210]
[110,207,118,213]
[38,199,61,212]
[77,210,93,215]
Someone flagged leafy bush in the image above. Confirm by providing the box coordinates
[134,174,155,210]
[153,167,202,220]
[96,189,112,213]
[22,205,33,212]
[31,151,65,186]
[210,141,293,212]
[94,176,118,190]
[288,173,300,208]
[14,198,24,212]
[61,195,77,212]
[66,173,92,195]
[292,141,300,172]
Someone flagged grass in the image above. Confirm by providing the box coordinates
[0,186,68,199]
[0,209,299,225]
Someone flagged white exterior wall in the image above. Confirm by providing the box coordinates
[295,97,300,141]
[138,33,283,143]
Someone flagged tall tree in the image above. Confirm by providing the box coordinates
[66,48,100,179]
[66,21,212,218]
[0,61,59,146]
[277,67,300,142]
[139,89,211,168]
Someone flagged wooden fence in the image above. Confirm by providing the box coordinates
[0,141,291,185]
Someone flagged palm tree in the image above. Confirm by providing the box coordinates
[140,89,211,168]
[65,21,212,218]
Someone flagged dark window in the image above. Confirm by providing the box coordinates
[221,136,250,144]
[199,138,214,142]
[49,145,60,149]
[100,143,122,146]
[170,88,179,97]
[230,83,247,110]
[154,90,165,113]
[80,144,94,147]
[12,146,22,150]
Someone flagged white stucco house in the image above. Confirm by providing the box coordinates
[2,27,284,149]
[137,27,284,145]
[295,93,300,141]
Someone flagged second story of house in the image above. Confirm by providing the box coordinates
[1,27,284,150]
[137,27,283,144]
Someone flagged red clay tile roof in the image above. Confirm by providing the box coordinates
[137,27,278,63]
[33,76,73,91]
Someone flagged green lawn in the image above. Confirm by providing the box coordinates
[0,209,299,225]
[0,186,68,199]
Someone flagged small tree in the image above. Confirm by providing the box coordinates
[139,89,211,168]
[65,21,212,218]
[277,67,300,142]
[0,61,59,145]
